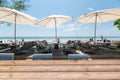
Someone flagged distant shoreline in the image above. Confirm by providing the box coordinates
[0,36,120,43]
[0,36,120,39]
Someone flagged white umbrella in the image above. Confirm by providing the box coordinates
[38,15,72,42]
[76,8,120,45]
[0,7,38,46]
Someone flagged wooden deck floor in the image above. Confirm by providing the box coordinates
[0,60,120,80]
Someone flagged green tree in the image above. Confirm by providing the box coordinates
[0,0,29,11]
[114,19,120,30]
[0,0,30,25]
[0,0,8,7]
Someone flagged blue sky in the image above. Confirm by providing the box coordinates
[0,0,120,37]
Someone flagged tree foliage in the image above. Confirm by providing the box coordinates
[114,19,120,30]
[0,0,30,11]
[0,0,8,7]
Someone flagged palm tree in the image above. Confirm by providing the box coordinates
[0,0,29,11]
[114,19,120,30]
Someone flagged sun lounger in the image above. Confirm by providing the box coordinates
[36,40,49,49]
[21,41,36,50]
[32,53,52,60]
[0,48,11,53]
[0,53,14,60]
[84,50,96,54]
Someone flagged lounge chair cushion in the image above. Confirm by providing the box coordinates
[68,54,88,60]
[0,53,14,60]
[32,53,52,60]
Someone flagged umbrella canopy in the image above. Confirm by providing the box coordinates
[76,8,120,45]
[38,15,72,42]
[0,7,38,46]
[0,7,38,25]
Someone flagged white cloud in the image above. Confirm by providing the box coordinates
[69,23,75,27]
[63,23,80,32]
[77,23,90,30]
[107,26,118,31]
[44,25,61,29]
[82,26,89,30]
[87,8,94,11]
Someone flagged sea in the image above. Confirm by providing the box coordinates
[0,36,120,43]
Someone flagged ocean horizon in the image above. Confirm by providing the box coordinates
[0,36,120,42]
[0,36,120,39]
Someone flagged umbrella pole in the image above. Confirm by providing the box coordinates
[94,13,97,45]
[54,18,58,42]
[14,13,17,47]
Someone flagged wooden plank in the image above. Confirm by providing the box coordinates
[0,79,118,80]
[0,72,120,79]
[0,65,120,72]
[0,79,119,80]
[89,55,120,59]
[0,60,120,66]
